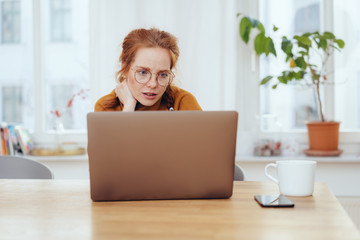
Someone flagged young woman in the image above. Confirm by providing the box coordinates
[95,28,202,112]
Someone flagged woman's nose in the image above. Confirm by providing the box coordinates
[146,75,158,88]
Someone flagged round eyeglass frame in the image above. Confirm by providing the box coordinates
[132,68,175,87]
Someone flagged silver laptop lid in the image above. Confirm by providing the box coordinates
[87,111,238,201]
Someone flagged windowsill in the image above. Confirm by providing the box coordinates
[28,154,88,162]
[236,154,360,163]
[27,153,360,163]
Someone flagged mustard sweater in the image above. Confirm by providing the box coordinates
[94,86,202,111]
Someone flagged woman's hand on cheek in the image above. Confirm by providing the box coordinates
[115,81,137,112]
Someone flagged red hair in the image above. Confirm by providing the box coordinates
[105,28,179,109]
[116,28,179,82]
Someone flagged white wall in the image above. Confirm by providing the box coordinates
[89,0,238,111]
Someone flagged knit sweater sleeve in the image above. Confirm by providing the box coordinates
[94,101,106,112]
[94,89,121,112]
[173,87,202,110]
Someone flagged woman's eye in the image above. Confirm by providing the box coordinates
[138,70,149,75]
[159,73,169,78]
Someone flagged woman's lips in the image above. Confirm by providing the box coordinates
[142,92,157,100]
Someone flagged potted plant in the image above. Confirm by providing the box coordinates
[237,14,345,156]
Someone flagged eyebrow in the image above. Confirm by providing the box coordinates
[134,66,170,72]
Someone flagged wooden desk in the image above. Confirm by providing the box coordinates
[0,180,358,240]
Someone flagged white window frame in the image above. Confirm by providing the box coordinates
[49,0,72,42]
[235,0,359,155]
[32,0,89,145]
[0,0,21,44]
[30,0,359,152]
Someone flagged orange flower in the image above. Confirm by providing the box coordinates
[67,97,74,108]
[290,59,296,68]
[50,110,62,118]
[50,89,89,118]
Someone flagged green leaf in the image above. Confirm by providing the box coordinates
[249,17,258,27]
[273,25,278,32]
[236,13,241,18]
[335,39,345,48]
[272,84,278,89]
[300,71,306,78]
[319,37,327,51]
[294,35,312,46]
[286,71,295,80]
[281,37,293,59]
[302,33,311,37]
[295,57,307,69]
[239,17,252,44]
[250,18,265,34]
[278,75,287,84]
[323,32,335,39]
[266,37,276,56]
[294,71,305,80]
[257,23,265,34]
[297,42,310,50]
[254,33,266,55]
[260,76,273,85]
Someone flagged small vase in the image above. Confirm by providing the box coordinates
[54,118,65,150]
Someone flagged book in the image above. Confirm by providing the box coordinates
[0,126,5,155]
[0,123,9,155]
[4,124,13,155]
[15,126,33,155]
[8,124,21,155]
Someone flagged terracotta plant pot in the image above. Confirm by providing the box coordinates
[305,121,342,156]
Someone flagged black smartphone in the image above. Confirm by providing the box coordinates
[254,194,295,208]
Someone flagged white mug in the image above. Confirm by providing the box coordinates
[264,160,317,197]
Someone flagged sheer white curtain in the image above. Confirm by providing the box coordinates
[89,0,238,110]
[333,0,360,129]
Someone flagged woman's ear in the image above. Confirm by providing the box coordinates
[119,75,126,83]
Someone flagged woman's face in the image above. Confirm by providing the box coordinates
[126,47,171,107]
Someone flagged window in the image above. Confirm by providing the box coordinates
[44,0,90,133]
[50,0,71,42]
[259,0,321,131]
[0,0,90,145]
[1,0,20,43]
[0,0,357,151]
[47,85,90,130]
[0,0,32,130]
[235,0,359,155]
[1,86,22,122]
[257,0,360,132]
[333,0,360,129]
[294,2,319,33]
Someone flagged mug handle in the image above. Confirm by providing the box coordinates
[265,163,279,184]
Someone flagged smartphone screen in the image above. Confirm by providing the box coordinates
[254,194,295,208]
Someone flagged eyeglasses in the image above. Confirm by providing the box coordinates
[132,68,174,87]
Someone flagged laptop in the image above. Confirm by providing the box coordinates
[87,111,238,201]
